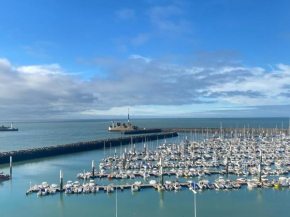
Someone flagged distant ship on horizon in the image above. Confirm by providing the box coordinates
[108,109,138,131]
[0,122,18,131]
[108,109,161,134]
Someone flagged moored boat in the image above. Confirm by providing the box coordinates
[0,172,10,180]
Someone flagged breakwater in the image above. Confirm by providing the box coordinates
[0,132,178,164]
[159,128,290,134]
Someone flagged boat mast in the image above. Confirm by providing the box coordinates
[116,186,118,217]
[128,108,130,124]
[289,117,290,136]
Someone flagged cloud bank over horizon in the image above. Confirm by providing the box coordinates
[1,54,290,120]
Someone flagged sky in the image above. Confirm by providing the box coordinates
[1,0,290,120]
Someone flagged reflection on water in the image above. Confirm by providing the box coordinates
[257,188,263,202]
[159,190,164,209]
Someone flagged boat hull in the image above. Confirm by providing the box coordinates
[0,175,10,180]
[0,128,18,132]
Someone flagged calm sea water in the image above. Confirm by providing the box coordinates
[0,118,290,217]
[0,118,289,152]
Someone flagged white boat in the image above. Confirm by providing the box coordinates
[76,173,83,179]
[236,178,247,183]
[247,181,257,188]
[37,188,47,196]
[143,173,150,179]
[121,174,128,179]
[73,181,80,187]
[134,181,142,186]
[157,184,164,191]
[49,188,56,194]
[88,180,95,187]
[41,182,48,188]
[107,185,114,193]
[174,184,182,191]
[232,183,241,189]
[50,183,58,188]
[131,185,139,192]
[75,187,83,194]
[37,190,42,197]
[83,186,90,194]
[149,180,157,185]
[92,186,99,193]
[65,187,72,194]
[66,181,73,188]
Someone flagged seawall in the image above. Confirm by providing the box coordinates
[159,128,290,134]
[0,132,178,164]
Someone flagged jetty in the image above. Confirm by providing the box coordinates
[158,127,290,134]
[26,181,191,195]
[0,132,178,164]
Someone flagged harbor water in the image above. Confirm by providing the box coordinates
[0,118,290,217]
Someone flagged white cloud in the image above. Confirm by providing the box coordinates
[0,58,11,69]
[129,54,152,62]
[1,55,290,119]
[17,64,63,75]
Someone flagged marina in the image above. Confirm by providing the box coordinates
[25,128,290,198]
[1,1,289,216]
[1,119,290,217]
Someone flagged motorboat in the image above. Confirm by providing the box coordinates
[73,181,80,187]
[134,181,142,186]
[247,181,258,188]
[157,184,164,191]
[37,188,47,196]
[107,184,114,193]
[65,181,73,190]
[65,187,72,194]
[0,172,10,180]
[41,182,49,188]
[88,180,95,187]
[174,184,182,191]
[131,185,139,192]
[232,183,241,189]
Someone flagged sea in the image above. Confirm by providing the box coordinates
[0,118,289,217]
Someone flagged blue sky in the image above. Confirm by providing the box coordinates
[0,0,290,119]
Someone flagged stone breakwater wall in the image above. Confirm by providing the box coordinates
[0,132,178,164]
[160,128,290,134]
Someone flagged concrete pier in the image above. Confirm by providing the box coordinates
[0,132,178,164]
